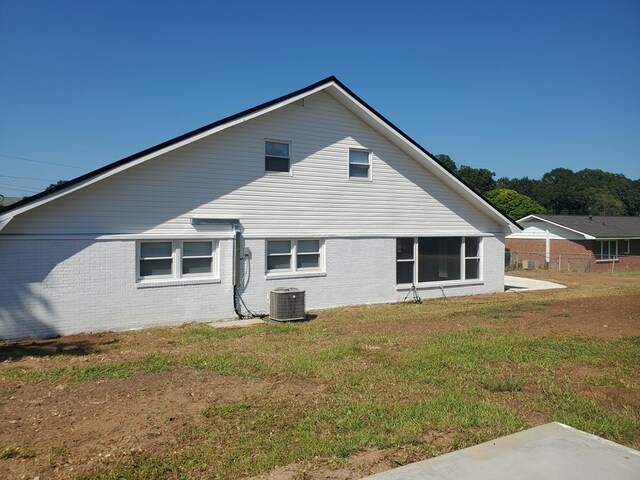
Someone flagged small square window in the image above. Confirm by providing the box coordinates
[265,141,290,172]
[349,149,371,179]
[297,239,320,269]
[140,242,173,277]
[267,240,292,270]
[182,241,213,275]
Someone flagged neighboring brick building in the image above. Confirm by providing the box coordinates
[506,215,640,273]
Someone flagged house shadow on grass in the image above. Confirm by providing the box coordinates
[0,338,116,362]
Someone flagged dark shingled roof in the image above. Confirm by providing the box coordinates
[534,214,640,238]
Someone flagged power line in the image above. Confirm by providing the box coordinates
[0,182,41,192]
[0,153,90,171]
[0,174,59,182]
[0,186,40,194]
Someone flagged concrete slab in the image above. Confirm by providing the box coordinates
[362,422,640,480]
[208,318,266,329]
[504,275,567,292]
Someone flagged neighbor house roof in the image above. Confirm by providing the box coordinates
[0,76,521,234]
[518,214,640,239]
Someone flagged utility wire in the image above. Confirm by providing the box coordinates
[0,153,90,171]
[0,185,39,194]
[0,174,59,182]
[0,182,40,191]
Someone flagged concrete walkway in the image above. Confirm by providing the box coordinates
[504,275,566,292]
[362,422,640,480]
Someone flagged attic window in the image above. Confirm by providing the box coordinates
[265,141,290,173]
[349,149,371,179]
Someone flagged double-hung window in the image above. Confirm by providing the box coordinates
[139,242,173,278]
[265,140,290,173]
[396,237,481,285]
[464,237,481,280]
[182,241,214,275]
[138,240,217,280]
[266,239,322,273]
[349,149,371,179]
[623,239,631,255]
[596,240,617,261]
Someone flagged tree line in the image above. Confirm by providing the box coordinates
[435,155,640,220]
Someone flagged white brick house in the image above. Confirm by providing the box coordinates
[0,77,519,340]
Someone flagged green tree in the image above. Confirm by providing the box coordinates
[485,188,546,220]
[434,154,457,172]
[457,166,496,194]
[539,168,590,214]
[46,180,68,190]
[589,189,625,216]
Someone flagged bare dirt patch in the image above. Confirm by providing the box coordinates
[1,271,638,479]
[1,370,325,479]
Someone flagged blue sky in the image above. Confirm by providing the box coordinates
[1,0,638,198]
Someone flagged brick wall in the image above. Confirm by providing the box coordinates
[506,237,640,272]
[0,235,506,340]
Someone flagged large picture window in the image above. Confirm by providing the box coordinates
[396,237,481,285]
[266,239,322,273]
[138,240,217,280]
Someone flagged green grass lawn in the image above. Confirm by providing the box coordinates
[1,272,639,479]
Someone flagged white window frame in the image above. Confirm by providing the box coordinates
[348,148,372,181]
[139,241,174,280]
[396,237,483,286]
[623,239,631,255]
[137,240,219,282]
[596,239,618,261]
[181,240,216,278]
[463,237,481,280]
[265,140,292,174]
[266,239,324,274]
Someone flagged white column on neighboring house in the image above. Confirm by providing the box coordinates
[545,230,550,263]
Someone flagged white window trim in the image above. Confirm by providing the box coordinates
[137,240,219,283]
[266,238,324,276]
[265,139,292,175]
[348,148,372,181]
[396,237,483,286]
[623,239,631,255]
[463,237,482,281]
[138,241,174,280]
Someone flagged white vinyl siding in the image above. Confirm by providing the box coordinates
[2,91,502,237]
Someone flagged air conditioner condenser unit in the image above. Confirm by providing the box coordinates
[269,288,306,322]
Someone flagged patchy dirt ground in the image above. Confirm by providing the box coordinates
[1,271,638,479]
